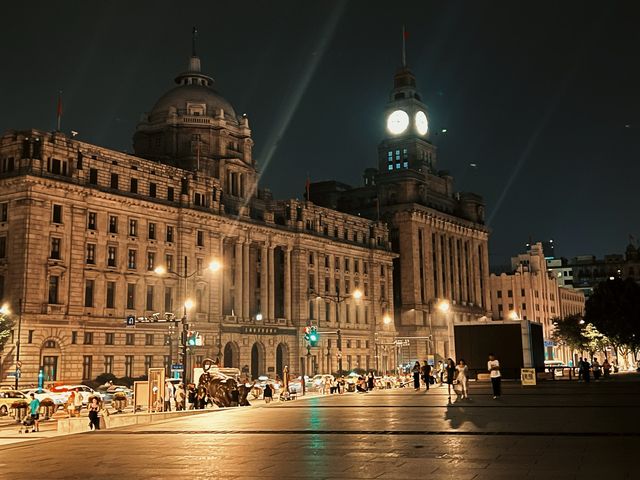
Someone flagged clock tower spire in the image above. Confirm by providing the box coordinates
[377,28,437,175]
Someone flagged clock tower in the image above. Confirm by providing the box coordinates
[378,62,437,175]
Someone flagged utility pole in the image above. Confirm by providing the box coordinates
[14,298,23,390]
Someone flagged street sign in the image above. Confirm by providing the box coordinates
[16,361,22,368]
[543,340,555,348]
[395,339,410,347]
[171,364,183,371]
[126,315,136,327]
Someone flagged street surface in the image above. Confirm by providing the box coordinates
[0,376,638,479]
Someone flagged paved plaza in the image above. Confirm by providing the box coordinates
[1,376,638,479]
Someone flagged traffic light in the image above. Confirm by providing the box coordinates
[309,326,319,347]
[303,326,311,343]
[187,330,197,347]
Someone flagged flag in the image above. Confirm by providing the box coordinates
[56,91,62,131]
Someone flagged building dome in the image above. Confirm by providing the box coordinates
[148,82,238,123]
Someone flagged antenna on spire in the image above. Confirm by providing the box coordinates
[401,25,407,68]
[192,26,198,57]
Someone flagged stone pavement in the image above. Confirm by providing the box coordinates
[0,376,638,479]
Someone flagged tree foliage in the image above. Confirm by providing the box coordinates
[551,314,586,351]
[585,278,640,349]
[0,311,13,351]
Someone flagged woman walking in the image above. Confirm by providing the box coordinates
[412,361,421,390]
[445,358,456,398]
[456,359,470,399]
[88,396,101,431]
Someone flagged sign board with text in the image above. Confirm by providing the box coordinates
[520,368,537,386]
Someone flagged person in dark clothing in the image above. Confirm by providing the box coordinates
[263,383,273,403]
[422,362,432,391]
[412,361,421,390]
[88,397,101,431]
[582,358,591,383]
[367,372,375,391]
[445,358,456,397]
[187,384,196,410]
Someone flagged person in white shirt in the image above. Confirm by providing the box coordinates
[487,353,501,399]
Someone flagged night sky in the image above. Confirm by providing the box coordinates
[1,1,639,267]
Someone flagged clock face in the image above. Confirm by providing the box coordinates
[415,110,428,135]
[387,109,409,135]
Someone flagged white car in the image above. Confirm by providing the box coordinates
[52,385,103,404]
[22,388,69,407]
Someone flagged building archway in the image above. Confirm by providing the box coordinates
[276,343,289,381]
[250,342,265,379]
[223,341,240,369]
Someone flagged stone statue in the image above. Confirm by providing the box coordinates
[197,358,254,407]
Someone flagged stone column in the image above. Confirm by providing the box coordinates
[434,233,442,298]
[284,246,291,320]
[216,235,225,318]
[460,238,468,304]
[234,240,243,317]
[260,244,268,319]
[452,237,460,303]
[268,245,275,320]
[243,241,250,317]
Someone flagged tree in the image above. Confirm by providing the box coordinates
[583,323,608,358]
[585,278,640,365]
[0,309,13,351]
[551,314,586,352]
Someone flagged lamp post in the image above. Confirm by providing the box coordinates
[2,300,23,390]
[154,259,221,384]
[310,288,362,374]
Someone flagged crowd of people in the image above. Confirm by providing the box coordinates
[409,357,473,399]
[576,357,612,382]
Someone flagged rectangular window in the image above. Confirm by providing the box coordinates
[125,355,134,377]
[196,230,204,247]
[149,182,157,198]
[0,203,7,222]
[105,332,114,345]
[129,219,137,237]
[88,211,97,230]
[148,223,156,240]
[82,356,92,380]
[84,279,95,307]
[48,275,59,304]
[166,254,174,272]
[89,168,98,185]
[109,215,118,234]
[147,251,155,271]
[164,287,173,312]
[104,356,113,374]
[84,332,93,345]
[127,283,136,309]
[126,333,135,346]
[50,237,61,259]
[130,178,138,194]
[345,258,350,272]
[146,285,154,310]
[521,289,525,296]
[71,331,78,344]
[166,226,174,243]
[0,236,5,259]
[167,187,174,202]
[497,290,502,298]
[144,355,153,371]
[107,246,117,267]
[128,249,137,269]
[52,204,63,224]
[508,289,513,297]
[86,243,96,264]
[110,173,119,189]
[28,330,34,343]
[145,333,154,346]
[106,282,116,308]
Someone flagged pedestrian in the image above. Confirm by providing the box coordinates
[67,390,76,418]
[577,357,583,381]
[164,381,174,411]
[582,357,591,383]
[324,377,332,395]
[28,393,40,432]
[187,384,196,409]
[592,358,601,381]
[412,361,421,390]
[175,383,186,411]
[437,361,445,386]
[602,358,611,378]
[73,387,83,415]
[264,383,273,403]
[367,372,375,391]
[88,396,100,431]
[487,353,501,399]
[445,358,456,398]
[456,359,470,399]
[422,361,432,391]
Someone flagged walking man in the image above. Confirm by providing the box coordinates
[487,353,501,399]
[28,393,40,432]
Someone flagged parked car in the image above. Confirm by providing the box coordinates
[97,385,134,403]
[0,390,29,416]
[51,385,103,404]
[310,374,334,391]
[22,388,69,407]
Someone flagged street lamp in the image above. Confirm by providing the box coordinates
[508,310,520,320]
[0,303,10,316]
[154,258,222,384]
[311,288,363,374]
[383,313,392,325]
[436,299,450,313]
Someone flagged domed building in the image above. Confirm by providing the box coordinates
[134,40,256,203]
